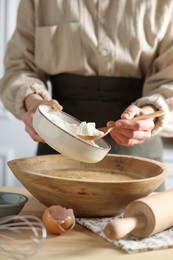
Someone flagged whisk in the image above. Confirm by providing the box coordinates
[0,215,47,260]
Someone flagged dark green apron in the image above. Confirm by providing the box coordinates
[37,74,163,162]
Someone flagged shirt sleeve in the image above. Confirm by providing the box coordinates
[134,15,173,137]
[0,0,51,119]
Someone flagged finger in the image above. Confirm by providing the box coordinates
[111,128,152,141]
[107,121,116,127]
[111,131,145,147]
[115,119,155,131]
[120,104,141,119]
[25,125,45,142]
[22,111,45,142]
[44,100,63,111]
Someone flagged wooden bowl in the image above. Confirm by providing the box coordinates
[8,154,168,217]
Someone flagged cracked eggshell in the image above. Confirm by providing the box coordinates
[42,205,75,235]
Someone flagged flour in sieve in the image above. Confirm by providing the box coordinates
[76,121,103,136]
[44,110,103,146]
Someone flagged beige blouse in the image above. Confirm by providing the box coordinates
[0,0,173,136]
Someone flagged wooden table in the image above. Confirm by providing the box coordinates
[1,186,173,260]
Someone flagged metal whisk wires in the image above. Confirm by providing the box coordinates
[0,215,47,260]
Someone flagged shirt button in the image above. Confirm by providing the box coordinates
[100,49,108,57]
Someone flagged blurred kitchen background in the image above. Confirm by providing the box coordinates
[0,0,37,186]
[0,0,172,188]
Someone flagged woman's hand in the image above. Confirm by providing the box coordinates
[107,104,157,147]
[22,94,63,142]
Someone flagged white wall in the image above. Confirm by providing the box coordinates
[0,0,20,77]
[0,0,37,186]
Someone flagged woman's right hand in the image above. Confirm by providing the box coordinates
[22,93,63,142]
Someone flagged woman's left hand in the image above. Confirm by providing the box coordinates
[107,104,156,147]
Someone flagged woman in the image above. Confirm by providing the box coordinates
[0,0,173,161]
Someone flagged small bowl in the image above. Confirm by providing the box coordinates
[33,105,111,163]
[0,192,28,218]
[7,154,168,217]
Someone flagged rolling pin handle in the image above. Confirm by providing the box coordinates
[103,215,145,240]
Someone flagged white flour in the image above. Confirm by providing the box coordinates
[44,110,103,146]
[76,121,103,136]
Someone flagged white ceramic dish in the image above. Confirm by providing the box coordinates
[33,105,111,163]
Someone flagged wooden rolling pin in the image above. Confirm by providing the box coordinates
[103,189,173,239]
